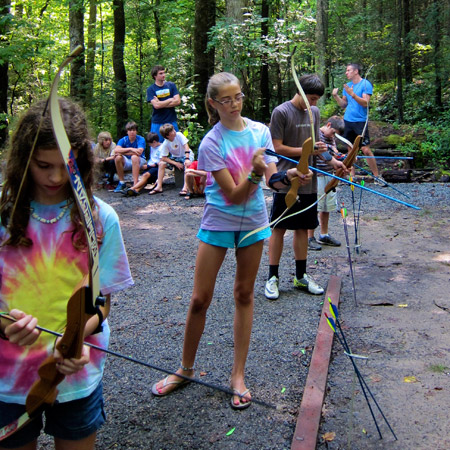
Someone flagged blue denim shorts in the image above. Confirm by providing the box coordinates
[197,227,271,248]
[0,382,105,448]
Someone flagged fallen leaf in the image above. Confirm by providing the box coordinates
[174,295,182,300]
[200,371,207,376]
[322,431,336,442]
[397,304,408,308]
[404,376,418,383]
[370,375,382,382]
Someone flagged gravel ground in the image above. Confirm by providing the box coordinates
[37,179,449,449]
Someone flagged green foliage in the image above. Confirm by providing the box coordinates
[427,364,449,374]
[396,118,450,169]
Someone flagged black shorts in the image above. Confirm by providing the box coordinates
[270,193,319,230]
[343,120,370,147]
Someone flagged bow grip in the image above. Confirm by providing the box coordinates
[285,137,313,208]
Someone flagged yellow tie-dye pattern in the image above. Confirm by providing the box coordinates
[5,249,84,342]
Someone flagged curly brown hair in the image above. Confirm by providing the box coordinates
[0,97,99,248]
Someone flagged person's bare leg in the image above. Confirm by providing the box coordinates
[230,240,264,406]
[153,242,227,394]
[361,145,379,177]
[0,440,37,450]
[131,155,141,185]
[293,228,308,261]
[319,211,330,235]
[268,227,286,265]
[131,172,150,193]
[114,155,125,182]
[152,162,166,192]
[185,173,194,195]
[54,433,96,450]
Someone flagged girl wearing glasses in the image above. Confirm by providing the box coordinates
[152,72,312,409]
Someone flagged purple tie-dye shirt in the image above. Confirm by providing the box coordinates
[198,118,277,231]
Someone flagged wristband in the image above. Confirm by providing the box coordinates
[92,307,104,335]
[248,171,263,184]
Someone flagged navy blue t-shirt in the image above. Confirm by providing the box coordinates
[146,81,179,124]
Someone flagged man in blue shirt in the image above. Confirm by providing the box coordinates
[113,121,147,192]
[332,63,383,184]
[146,66,181,143]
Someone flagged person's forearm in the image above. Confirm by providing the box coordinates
[333,94,347,108]
[350,93,369,108]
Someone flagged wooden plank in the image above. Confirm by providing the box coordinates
[291,275,342,450]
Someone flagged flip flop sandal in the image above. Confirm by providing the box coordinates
[151,376,191,397]
[230,388,252,410]
[149,189,163,195]
[124,188,139,197]
[179,191,188,196]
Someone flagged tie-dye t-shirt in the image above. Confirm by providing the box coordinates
[197,118,277,231]
[0,197,133,404]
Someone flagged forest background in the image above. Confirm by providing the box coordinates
[0,0,449,169]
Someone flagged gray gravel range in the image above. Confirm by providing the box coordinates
[78,182,450,449]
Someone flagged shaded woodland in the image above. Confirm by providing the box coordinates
[0,0,449,166]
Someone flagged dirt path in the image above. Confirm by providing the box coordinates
[316,189,450,449]
[35,182,449,449]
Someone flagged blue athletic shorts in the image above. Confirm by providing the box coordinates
[197,227,271,249]
[0,382,105,448]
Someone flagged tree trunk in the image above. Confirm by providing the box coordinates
[315,0,329,99]
[194,0,216,124]
[69,0,86,104]
[402,0,412,83]
[0,0,10,149]
[85,0,97,107]
[259,0,270,122]
[224,0,248,71]
[99,2,105,127]
[113,0,128,138]
[395,0,404,122]
[431,0,442,109]
[153,0,162,59]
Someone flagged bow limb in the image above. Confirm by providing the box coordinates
[361,64,374,139]
[0,46,102,442]
[291,50,315,148]
[324,135,362,194]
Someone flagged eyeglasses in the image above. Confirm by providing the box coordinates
[213,93,245,106]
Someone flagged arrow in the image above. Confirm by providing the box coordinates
[0,313,275,410]
[325,301,398,441]
[264,149,421,210]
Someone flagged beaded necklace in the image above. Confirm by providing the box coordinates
[31,204,70,224]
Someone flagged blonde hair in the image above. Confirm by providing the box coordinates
[205,73,241,126]
[97,131,113,145]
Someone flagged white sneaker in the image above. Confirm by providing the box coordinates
[265,276,279,300]
[293,273,324,295]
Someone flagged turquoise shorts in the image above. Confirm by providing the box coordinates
[197,227,271,249]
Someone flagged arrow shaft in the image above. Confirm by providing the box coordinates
[264,150,420,210]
